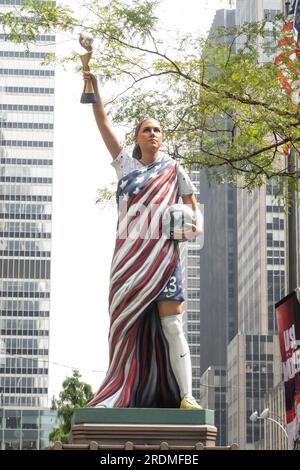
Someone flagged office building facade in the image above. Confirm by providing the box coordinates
[0,0,55,449]
[256,381,287,450]
[198,1,287,447]
[227,334,281,448]
[200,365,227,446]
[0,406,57,450]
[198,8,238,445]
[227,0,287,449]
[185,169,201,400]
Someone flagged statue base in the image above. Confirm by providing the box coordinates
[80,92,97,104]
[68,407,217,448]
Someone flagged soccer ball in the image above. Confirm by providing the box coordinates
[162,203,196,242]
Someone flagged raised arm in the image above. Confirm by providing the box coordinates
[83,71,122,160]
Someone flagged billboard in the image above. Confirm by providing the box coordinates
[276,291,300,449]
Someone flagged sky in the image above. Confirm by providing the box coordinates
[48,0,234,402]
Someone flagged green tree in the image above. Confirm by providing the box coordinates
[49,369,94,444]
[1,0,299,193]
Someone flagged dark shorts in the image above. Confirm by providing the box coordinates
[156,259,185,303]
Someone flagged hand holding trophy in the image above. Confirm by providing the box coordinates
[79,32,97,104]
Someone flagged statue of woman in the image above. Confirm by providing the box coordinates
[83,71,203,409]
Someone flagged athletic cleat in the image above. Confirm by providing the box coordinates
[180,396,203,410]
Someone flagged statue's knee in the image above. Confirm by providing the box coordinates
[157,300,182,317]
[160,313,183,337]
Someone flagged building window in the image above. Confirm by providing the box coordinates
[0,69,55,77]
[0,104,54,112]
[0,51,46,59]
[0,33,55,41]
[0,177,53,183]
[0,140,53,147]
[264,9,281,20]
[3,87,54,94]
[0,122,54,130]
[0,158,53,166]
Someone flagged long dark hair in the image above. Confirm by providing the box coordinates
[132,117,160,160]
[132,143,142,160]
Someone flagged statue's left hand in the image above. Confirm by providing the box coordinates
[172,223,201,241]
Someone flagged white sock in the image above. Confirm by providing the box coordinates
[160,313,192,400]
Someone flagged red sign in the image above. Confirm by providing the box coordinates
[276,291,300,449]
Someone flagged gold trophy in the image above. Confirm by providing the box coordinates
[79,32,97,104]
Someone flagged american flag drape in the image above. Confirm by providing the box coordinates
[275,0,300,104]
[87,158,182,408]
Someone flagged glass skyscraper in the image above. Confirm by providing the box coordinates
[186,168,201,401]
[198,8,238,446]
[227,0,286,449]
[199,0,287,448]
[0,0,55,449]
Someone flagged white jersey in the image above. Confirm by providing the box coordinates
[111,148,197,197]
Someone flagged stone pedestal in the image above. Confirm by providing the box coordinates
[69,408,217,449]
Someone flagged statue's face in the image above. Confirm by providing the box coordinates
[135,119,163,151]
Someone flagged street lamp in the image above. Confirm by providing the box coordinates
[249,408,288,447]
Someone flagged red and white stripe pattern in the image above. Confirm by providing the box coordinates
[87,158,182,408]
[275,0,300,104]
